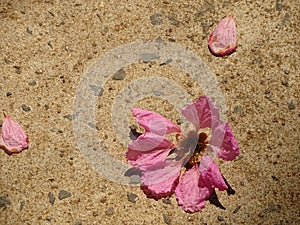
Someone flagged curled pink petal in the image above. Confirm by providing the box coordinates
[128,132,173,152]
[142,160,182,196]
[132,108,181,135]
[0,114,29,155]
[181,96,220,130]
[208,122,240,161]
[208,15,238,57]
[175,164,208,213]
[199,154,228,191]
[127,138,175,170]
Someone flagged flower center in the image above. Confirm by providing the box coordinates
[187,132,208,166]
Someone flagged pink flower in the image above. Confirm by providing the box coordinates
[208,15,238,57]
[0,114,29,155]
[126,96,240,213]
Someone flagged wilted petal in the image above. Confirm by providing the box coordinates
[175,164,208,213]
[0,114,29,155]
[128,132,173,152]
[208,122,240,161]
[142,160,182,196]
[208,15,238,57]
[181,96,220,130]
[199,154,228,191]
[127,139,175,170]
[132,108,181,135]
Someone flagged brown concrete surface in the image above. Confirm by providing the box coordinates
[0,0,299,224]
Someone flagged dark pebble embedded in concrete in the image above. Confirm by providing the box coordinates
[217,215,224,221]
[127,192,138,203]
[21,104,31,112]
[0,195,11,209]
[28,81,37,86]
[112,68,125,80]
[233,205,242,214]
[6,92,12,97]
[281,81,288,87]
[162,198,171,204]
[63,114,74,121]
[105,207,114,216]
[48,192,55,205]
[58,190,71,200]
[150,13,163,25]
[288,100,295,110]
[141,53,160,63]
[163,214,171,225]
[176,118,184,125]
[89,85,104,96]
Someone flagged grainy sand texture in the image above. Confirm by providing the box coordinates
[0,0,299,224]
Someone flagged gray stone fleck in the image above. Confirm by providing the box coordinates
[288,100,295,110]
[58,190,71,200]
[21,104,31,112]
[112,68,125,80]
[0,195,11,210]
[90,85,104,96]
[105,207,114,216]
[63,114,74,121]
[233,205,242,214]
[141,53,160,63]
[127,192,138,203]
[150,13,163,25]
[74,221,83,225]
[153,90,163,96]
[162,198,171,204]
[28,81,37,86]
[163,214,171,225]
[48,192,55,205]
[217,215,224,221]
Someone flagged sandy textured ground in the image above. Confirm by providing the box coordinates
[0,0,299,224]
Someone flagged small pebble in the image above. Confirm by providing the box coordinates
[19,200,25,211]
[48,192,55,205]
[281,81,288,87]
[58,190,71,200]
[288,101,295,110]
[35,69,43,74]
[271,175,279,181]
[217,215,224,221]
[112,68,125,80]
[233,205,242,214]
[74,221,83,225]
[28,81,37,86]
[162,198,171,204]
[105,207,114,216]
[150,13,163,25]
[14,66,21,74]
[163,214,171,225]
[6,92,12,97]
[21,104,31,112]
[176,118,184,125]
[0,195,11,209]
[153,90,163,96]
[26,27,33,35]
[63,114,74,121]
[127,192,138,203]
[89,85,104,96]
[46,216,51,221]
[141,53,160,63]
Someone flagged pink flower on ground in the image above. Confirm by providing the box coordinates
[0,114,29,155]
[208,15,238,57]
[126,96,240,213]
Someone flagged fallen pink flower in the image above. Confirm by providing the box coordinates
[208,15,238,57]
[127,96,240,213]
[0,114,29,155]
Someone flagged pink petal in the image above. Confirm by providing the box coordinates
[0,114,29,155]
[208,122,240,161]
[126,136,175,170]
[142,160,182,196]
[131,108,181,136]
[128,132,173,152]
[199,154,228,191]
[208,15,238,57]
[181,96,220,130]
[175,164,208,213]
